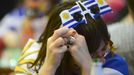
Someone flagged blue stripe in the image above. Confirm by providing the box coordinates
[93,14,100,18]
[84,0,95,6]
[87,4,98,9]
[93,9,112,18]
[100,5,109,10]
[69,20,85,28]
[63,19,76,26]
[69,6,79,12]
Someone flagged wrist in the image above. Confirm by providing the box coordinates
[81,65,91,72]
[81,60,93,75]
[81,60,92,70]
[39,63,57,75]
[81,65,91,75]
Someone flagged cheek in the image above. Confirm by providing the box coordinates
[91,51,105,59]
[97,51,105,58]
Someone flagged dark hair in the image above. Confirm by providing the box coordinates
[32,2,113,74]
[127,0,134,14]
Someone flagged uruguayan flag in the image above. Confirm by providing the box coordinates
[60,1,87,28]
[83,0,112,18]
[69,4,82,15]
[60,10,86,28]
[60,0,112,28]
[82,0,98,18]
[96,0,112,17]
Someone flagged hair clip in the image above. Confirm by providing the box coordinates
[60,0,112,28]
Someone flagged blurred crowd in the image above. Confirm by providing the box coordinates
[0,0,133,75]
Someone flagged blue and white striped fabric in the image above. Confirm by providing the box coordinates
[83,0,112,18]
[60,0,112,28]
[60,10,86,28]
[95,0,112,17]
[81,0,98,18]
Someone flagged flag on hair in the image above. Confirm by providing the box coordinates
[60,10,86,28]
[82,0,112,18]
[60,0,112,28]
[81,0,98,18]
[97,0,112,16]
[60,1,88,28]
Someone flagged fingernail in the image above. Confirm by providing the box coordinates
[64,26,69,30]
[71,30,76,36]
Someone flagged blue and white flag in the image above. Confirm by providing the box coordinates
[95,0,112,17]
[60,1,88,28]
[60,0,112,28]
[82,0,112,18]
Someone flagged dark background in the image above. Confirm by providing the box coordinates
[0,0,18,20]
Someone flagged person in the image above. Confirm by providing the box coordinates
[0,0,60,48]
[108,0,134,74]
[15,1,129,75]
[0,0,60,73]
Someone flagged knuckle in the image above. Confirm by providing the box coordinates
[58,37,65,44]
[71,46,78,52]
[79,35,86,42]
[58,37,63,41]
[48,37,52,42]
[54,30,60,35]
[80,35,85,39]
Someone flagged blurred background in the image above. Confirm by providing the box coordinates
[0,0,133,75]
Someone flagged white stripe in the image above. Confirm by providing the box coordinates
[103,68,123,75]
[83,0,95,5]
[70,9,81,14]
[69,5,81,14]
[85,1,97,8]
[71,5,79,10]
[83,0,89,4]
[100,7,112,13]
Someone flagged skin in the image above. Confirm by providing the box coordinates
[39,27,106,75]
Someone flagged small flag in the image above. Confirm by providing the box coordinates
[60,0,112,28]
[60,10,86,28]
[60,1,88,28]
[95,0,112,17]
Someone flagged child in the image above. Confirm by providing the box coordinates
[15,1,129,75]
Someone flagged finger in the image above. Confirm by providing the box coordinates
[74,33,85,42]
[68,33,79,45]
[52,37,66,48]
[51,26,69,41]
[62,28,77,38]
[58,45,67,53]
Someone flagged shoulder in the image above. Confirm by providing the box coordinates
[103,52,129,75]
[21,39,41,55]
[15,39,41,74]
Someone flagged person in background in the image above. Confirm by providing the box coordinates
[0,0,60,48]
[0,0,61,74]
[15,1,128,75]
[108,0,134,74]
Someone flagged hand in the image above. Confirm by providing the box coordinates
[68,29,92,69]
[39,27,70,75]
